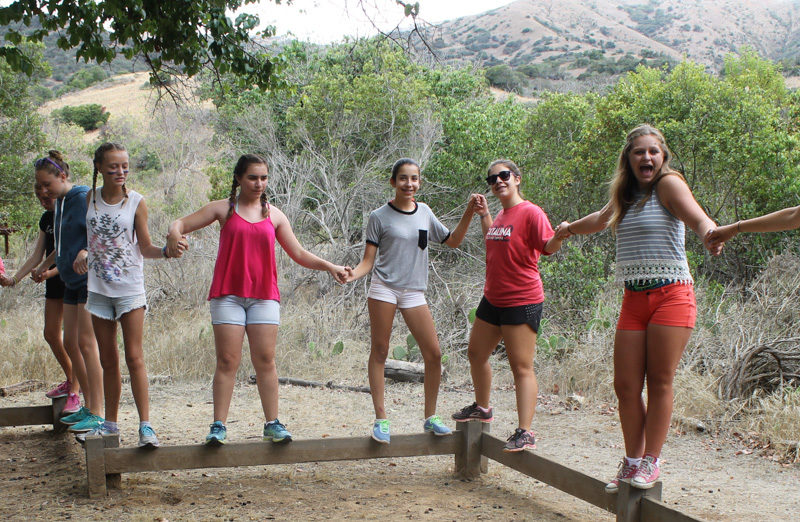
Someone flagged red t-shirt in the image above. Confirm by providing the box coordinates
[483,200,554,306]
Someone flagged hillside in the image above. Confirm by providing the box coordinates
[425,0,800,84]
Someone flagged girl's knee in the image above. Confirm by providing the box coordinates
[43,327,62,347]
[614,376,644,401]
[370,344,390,363]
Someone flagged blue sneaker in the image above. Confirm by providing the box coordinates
[423,414,452,436]
[68,414,104,433]
[372,419,390,444]
[205,421,227,446]
[60,406,90,425]
[263,419,292,443]
[138,425,160,448]
[75,424,119,444]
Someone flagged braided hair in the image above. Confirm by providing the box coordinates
[229,154,270,218]
[92,142,128,209]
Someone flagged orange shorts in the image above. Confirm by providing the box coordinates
[617,282,696,330]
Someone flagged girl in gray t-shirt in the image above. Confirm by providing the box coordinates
[344,158,482,443]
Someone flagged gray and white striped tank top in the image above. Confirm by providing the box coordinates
[615,188,693,284]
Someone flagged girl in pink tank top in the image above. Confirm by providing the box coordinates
[167,154,348,446]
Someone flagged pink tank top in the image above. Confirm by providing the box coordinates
[208,210,280,301]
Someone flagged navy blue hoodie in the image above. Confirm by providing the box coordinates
[54,185,90,289]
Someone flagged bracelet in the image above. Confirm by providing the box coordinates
[567,224,574,234]
[737,221,741,232]
[162,245,169,258]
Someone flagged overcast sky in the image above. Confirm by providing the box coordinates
[243,0,516,43]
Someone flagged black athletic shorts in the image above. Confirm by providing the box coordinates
[45,275,66,300]
[63,284,88,305]
[475,296,543,333]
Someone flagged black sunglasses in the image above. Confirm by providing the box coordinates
[486,170,515,185]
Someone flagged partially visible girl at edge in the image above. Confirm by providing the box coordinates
[33,150,104,434]
[451,159,564,452]
[344,158,479,444]
[73,143,186,447]
[167,154,348,446]
[0,183,78,410]
[552,125,721,491]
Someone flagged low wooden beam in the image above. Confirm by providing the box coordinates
[641,496,704,522]
[0,405,53,427]
[103,433,458,475]
[480,434,618,514]
[616,480,661,521]
[454,421,489,478]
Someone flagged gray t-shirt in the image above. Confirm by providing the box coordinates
[366,201,451,291]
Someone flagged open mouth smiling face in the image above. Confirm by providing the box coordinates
[629,135,664,188]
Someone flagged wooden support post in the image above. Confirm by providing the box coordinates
[51,397,66,434]
[455,421,489,478]
[615,480,662,522]
[85,435,108,498]
[104,433,121,489]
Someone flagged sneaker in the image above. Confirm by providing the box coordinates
[205,421,227,446]
[605,457,639,493]
[62,393,81,414]
[139,425,160,448]
[46,380,71,399]
[452,402,493,423]
[423,415,452,436]
[60,406,90,425]
[503,428,536,452]
[263,419,292,443]
[631,455,660,489]
[68,414,104,433]
[371,419,390,444]
[75,425,119,444]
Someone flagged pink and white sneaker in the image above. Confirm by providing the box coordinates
[631,454,660,489]
[45,380,71,399]
[605,457,639,493]
[62,393,81,414]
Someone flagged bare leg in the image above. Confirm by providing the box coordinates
[120,307,149,422]
[245,324,279,421]
[61,304,92,410]
[614,329,647,458]
[367,298,397,419]
[467,318,503,408]
[92,315,119,422]
[43,298,73,387]
[501,323,538,431]
[77,303,103,416]
[643,324,692,457]
[400,304,441,418]
[211,324,245,423]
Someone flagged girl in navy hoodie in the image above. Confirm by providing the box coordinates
[34,150,104,434]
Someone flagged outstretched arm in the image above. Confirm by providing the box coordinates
[1,231,47,286]
[552,202,613,241]
[444,194,481,248]
[135,199,187,259]
[708,205,800,246]
[166,199,228,257]
[345,243,378,282]
[272,206,348,284]
[657,174,721,255]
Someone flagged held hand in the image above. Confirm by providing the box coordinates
[704,228,725,256]
[553,221,573,240]
[40,268,57,281]
[166,234,189,259]
[706,223,738,247]
[330,264,349,285]
[0,274,13,287]
[31,266,46,283]
[472,193,488,217]
[73,249,88,275]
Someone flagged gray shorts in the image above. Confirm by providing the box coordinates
[209,295,280,326]
[87,291,147,321]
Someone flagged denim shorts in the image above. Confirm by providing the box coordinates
[87,291,147,321]
[209,295,280,326]
[367,278,427,309]
[63,284,88,305]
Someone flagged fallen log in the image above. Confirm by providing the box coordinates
[248,375,371,394]
[384,359,441,383]
[0,380,43,397]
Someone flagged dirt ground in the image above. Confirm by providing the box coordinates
[1,381,798,521]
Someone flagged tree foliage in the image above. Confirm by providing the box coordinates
[0,0,285,94]
[51,104,110,131]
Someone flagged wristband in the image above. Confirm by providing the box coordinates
[567,224,573,234]
[162,245,169,258]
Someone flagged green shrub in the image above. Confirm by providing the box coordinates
[51,104,109,131]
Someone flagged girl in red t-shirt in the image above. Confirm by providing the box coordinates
[452,159,563,451]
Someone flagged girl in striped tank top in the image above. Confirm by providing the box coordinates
[167,154,348,446]
[553,125,721,490]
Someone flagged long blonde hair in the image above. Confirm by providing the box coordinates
[608,124,684,231]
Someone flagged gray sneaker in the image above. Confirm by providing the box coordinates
[138,425,160,448]
[503,428,536,452]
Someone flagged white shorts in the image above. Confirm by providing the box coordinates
[367,278,427,309]
[210,295,280,326]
